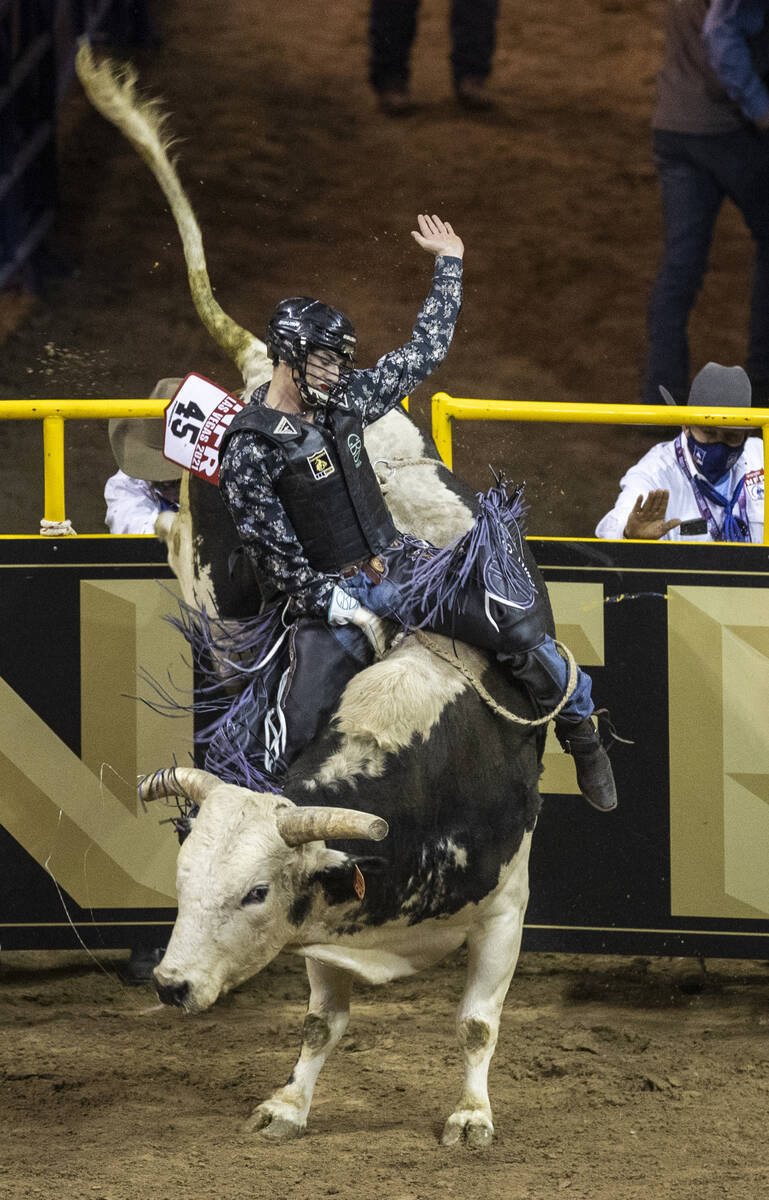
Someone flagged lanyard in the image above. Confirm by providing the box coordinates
[673,435,749,542]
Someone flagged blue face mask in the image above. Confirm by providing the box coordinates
[686,432,745,483]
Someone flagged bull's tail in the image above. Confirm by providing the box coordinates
[75,41,272,393]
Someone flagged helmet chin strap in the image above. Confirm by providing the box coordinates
[290,363,325,410]
[291,353,351,410]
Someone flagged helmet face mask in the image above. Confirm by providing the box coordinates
[267,297,356,409]
[295,343,354,407]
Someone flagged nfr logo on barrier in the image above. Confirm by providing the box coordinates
[525,538,769,958]
[1,535,768,956]
[0,538,187,949]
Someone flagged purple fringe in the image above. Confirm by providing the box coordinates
[166,597,287,697]
[140,595,291,793]
[200,669,286,793]
[205,735,283,793]
[397,481,529,628]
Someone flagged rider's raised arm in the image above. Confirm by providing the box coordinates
[349,215,464,425]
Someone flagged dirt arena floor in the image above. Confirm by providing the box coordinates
[1,949,769,1200]
[2,1,768,1196]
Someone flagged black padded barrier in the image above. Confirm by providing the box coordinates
[1,534,769,956]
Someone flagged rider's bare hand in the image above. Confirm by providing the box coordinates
[411,214,464,260]
[623,490,681,540]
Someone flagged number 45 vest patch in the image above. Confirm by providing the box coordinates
[163,373,245,485]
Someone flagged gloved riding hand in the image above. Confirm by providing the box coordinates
[328,585,389,659]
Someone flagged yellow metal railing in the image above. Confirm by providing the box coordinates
[2,394,768,540]
[1,399,167,525]
[1,395,410,529]
[432,393,769,545]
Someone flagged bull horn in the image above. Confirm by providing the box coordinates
[138,767,219,805]
[276,806,389,847]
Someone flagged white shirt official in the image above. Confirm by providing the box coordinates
[595,434,765,542]
[104,470,171,535]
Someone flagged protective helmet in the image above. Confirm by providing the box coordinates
[266,296,357,407]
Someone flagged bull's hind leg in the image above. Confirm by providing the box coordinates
[245,959,352,1140]
[442,878,528,1148]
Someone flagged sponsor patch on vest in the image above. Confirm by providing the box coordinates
[307,451,336,480]
[347,433,362,468]
[745,469,764,501]
[273,416,298,436]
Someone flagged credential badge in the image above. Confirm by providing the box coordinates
[307,451,336,480]
[745,469,765,501]
[347,433,362,468]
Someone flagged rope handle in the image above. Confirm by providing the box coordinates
[413,631,578,728]
[373,456,442,485]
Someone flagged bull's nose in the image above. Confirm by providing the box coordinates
[155,978,190,1007]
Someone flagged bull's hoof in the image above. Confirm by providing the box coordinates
[257,1116,305,1142]
[244,1105,305,1141]
[441,1112,494,1149]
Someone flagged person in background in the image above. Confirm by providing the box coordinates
[105,380,182,535]
[642,0,769,407]
[597,362,764,542]
[369,0,499,114]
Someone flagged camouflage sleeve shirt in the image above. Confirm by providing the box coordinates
[219,254,462,617]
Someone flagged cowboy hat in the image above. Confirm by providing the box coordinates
[108,378,183,481]
[659,362,752,408]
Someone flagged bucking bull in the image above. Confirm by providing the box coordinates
[77,44,572,1148]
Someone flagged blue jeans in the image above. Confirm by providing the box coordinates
[643,128,769,406]
[343,563,594,725]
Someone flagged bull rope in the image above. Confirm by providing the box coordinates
[373,456,444,486]
[411,631,578,728]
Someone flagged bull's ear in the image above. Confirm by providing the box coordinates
[172,804,199,845]
[306,851,387,905]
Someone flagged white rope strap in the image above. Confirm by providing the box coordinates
[373,457,442,488]
[413,631,578,728]
[40,519,77,537]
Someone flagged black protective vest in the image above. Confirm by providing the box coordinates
[220,403,397,573]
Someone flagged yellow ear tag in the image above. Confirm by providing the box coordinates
[353,864,366,900]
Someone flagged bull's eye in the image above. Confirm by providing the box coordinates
[242,884,269,906]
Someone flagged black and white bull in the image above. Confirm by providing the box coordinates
[146,405,553,1148]
[142,637,541,1148]
[77,44,557,1145]
[144,403,556,1146]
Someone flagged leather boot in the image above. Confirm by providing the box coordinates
[556,717,617,812]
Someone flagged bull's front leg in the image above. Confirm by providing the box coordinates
[442,895,527,1149]
[245,959,352,1141]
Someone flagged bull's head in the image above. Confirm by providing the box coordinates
[139,768,388,1013]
